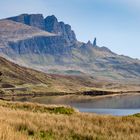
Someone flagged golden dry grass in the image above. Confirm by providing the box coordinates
[0,101,140,140]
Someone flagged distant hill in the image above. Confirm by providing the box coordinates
[0,14,139,83]
[0,56,108,94]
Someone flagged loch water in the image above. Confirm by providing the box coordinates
[19,93,140,116]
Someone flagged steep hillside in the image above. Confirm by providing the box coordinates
[0,14,139,83]
[0,56,109,94]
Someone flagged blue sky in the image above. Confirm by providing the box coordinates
[0,0,140,59]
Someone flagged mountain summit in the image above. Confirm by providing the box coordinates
[0,14,140,82]
[7,14,76,43]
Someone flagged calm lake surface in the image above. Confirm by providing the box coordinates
[23,93,140,116]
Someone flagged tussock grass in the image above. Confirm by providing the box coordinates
[0,101,140,140]
[131,113,140,118]
[0,101,76,115]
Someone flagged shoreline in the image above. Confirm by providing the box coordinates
[0,90,140,101]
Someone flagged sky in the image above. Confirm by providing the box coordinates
[0,0,140,59]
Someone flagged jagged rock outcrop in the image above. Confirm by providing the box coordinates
[86,41,92,47]
[45,15,76,42]
[7,14,77,43]
[0,19,57,56]
[0,19,74,66]
[93,38,97,46]
[7,14,45,30]
[44,15,60,33]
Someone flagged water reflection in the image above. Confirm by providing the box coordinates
[69,94,140,109]
[21,93,140,116]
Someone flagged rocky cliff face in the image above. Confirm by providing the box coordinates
[8,36,72,55]
[45,15,76,42]
[0,19,74,65]
[7,14,77,43]
[7,14,45,30]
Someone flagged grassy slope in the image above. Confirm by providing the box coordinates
[0,100,140,140]
[0,56,108,95]
[0,56,140,96]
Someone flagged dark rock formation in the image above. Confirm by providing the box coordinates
[86,41,92,47]
[7,14,77,43]
[8,36,72,55]
[44,15,61,33]
[7,14,45,30]
[44,15,76,42]
[93,38,97,46]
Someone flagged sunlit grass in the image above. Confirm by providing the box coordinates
[0,100,140,140]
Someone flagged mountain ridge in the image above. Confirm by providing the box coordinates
[6,13,77,43]
[0,14,140,83]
